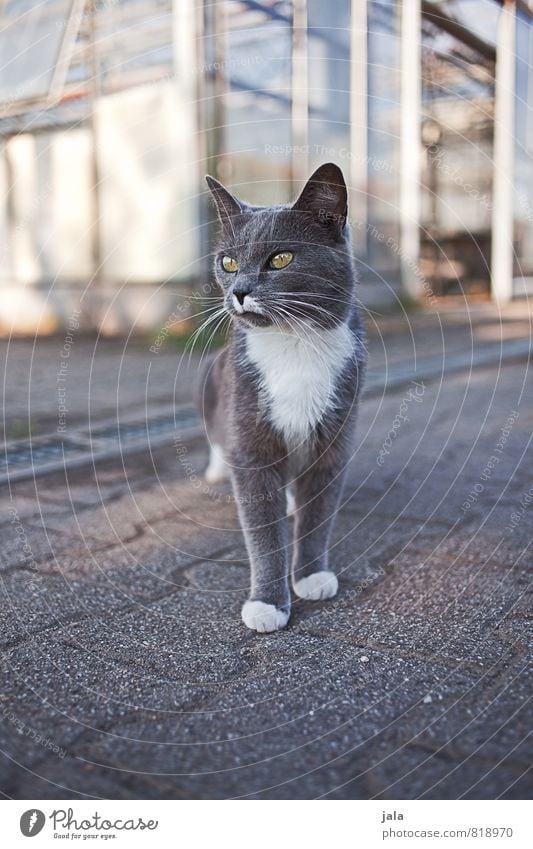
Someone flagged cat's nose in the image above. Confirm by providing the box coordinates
[233,286,251,306]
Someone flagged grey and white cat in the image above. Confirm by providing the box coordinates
[199,163,366,632]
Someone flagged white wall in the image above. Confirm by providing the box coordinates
[7,133,41,284]
[50,129,93,281]
[0,78,202,334]
[97,79,200,284]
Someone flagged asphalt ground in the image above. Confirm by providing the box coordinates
[0,302,531,799]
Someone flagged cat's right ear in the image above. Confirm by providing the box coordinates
[205,175,243,224]
[292,162,347,231]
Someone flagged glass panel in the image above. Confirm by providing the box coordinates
[420,2,497,295]
[0,0,175,134]
[307,0,351,169]
[513,9,533,288]
[218,0,293,204]
[366,0,402,283]
[433,0,500,47]
[0,0,71,102]
[94,0,173,94]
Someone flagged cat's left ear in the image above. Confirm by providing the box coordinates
[205,175,244,224]
[292,162,347,229]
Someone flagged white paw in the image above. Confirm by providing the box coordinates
[204,467,226,484]
[241,600,290,633]
[204,443,229,484]
[293,571,338,600]
[286,488,296,516]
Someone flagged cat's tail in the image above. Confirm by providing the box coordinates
[196,349,230,483]
[195,352,218,426]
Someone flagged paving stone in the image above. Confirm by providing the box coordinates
[1,307,531,799]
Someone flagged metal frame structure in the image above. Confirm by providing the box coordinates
[400,0,423,298]
[0,0,531,325]
[491,0,517,302]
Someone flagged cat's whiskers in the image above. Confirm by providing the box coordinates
[283,299,369,353]
[280,287,382,318]
[313,281,383,318]
[196,310,232,371]
[185,305,228,362]
[269,300,366,371]
[265,303,328,363]
[190,294,225,300]
[186,305,226,345]
[274,301,329,338]
[277,298,345,324]
[269,298,337,334]
[261,302,309,341]
[158,302,226,336]
[280,289,357,308]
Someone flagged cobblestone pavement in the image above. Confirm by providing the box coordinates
[0,303,531,799]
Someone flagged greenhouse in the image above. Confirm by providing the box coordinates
[0,0,532,334]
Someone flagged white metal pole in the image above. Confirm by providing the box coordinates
[491,0,516,303]
[291,0,309,185]
[47,0,87,107]
[173,0,201,262]
[400,0,422,299]
[350,0,368,256]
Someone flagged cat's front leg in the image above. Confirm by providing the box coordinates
[232,465,291,632]
[291,463,346,601]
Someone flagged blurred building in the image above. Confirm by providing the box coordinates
[0,0,531,334]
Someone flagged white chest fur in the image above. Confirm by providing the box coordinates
[244,322,354,442]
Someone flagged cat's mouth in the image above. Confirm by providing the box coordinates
[231,310,272,328]
[226,294,272,327]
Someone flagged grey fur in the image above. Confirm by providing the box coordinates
[199,163,366,631]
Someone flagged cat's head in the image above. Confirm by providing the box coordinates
[206,163,355,330]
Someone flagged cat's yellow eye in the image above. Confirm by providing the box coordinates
[221,255,238,273]
[269,251,293,270]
